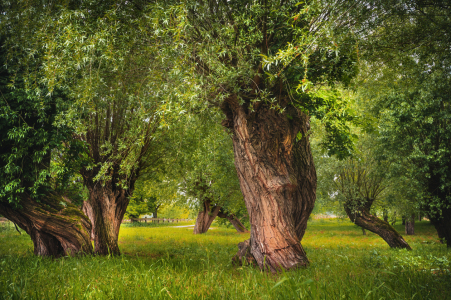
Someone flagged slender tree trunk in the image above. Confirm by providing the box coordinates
[153,204,160,219]
[383,209,388,222]
[222,96,316,272]
[217,211,249,233]
[405,214,415,235]
[362,228,366,235]
[83,181,132,255]
[193,200,220,234]
[390,212,397,226]
[344,200,411,249]
[402,216,406,225]
[0,192,92,257]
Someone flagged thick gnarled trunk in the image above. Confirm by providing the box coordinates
[193,200,220,234]
[83,182,131,255]
[222,97,316,272]
[0,192,92,257]
[218,211,249,233]
[344,201,411,249]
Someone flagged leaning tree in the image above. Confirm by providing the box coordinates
[333,159,412,249]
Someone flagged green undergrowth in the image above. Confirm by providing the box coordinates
[0,219,450,299]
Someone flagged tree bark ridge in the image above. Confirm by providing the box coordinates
[0,192,93,257]
[82,179,132,255]
[222,96,316,272]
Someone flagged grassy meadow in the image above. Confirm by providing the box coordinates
[0,219,450,299]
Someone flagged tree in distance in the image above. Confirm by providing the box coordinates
[145,111,247,235]
[313,121,412,249]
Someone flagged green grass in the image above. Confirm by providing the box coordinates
[121,221,195,228]
[0,219,450,299]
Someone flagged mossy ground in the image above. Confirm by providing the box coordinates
[0,219,450,299]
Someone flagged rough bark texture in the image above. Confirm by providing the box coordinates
[0,192,92,257]
[221,95,316,272]
[344,199,411,249]
[405,214,415,235]
[82,181,132,255]
[82,201,95,241]
[232,239,256,266]
[193,200,221,234]
[218,211,249,233]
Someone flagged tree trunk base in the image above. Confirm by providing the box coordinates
[193,200,220,234]
[83,182,132,256]
[232,239,257,267]
[0,192,93,257]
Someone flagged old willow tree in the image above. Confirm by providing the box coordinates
[162,0,357,271]
[0,32,92,255]
[32,2,173,255]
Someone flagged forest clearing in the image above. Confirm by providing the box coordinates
[1,219,450,299]
[1,1,451,299]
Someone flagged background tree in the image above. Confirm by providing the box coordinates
[365,65,451,246]
[148,111,246,234]
[125,180,161,220]
[314,128,412,249]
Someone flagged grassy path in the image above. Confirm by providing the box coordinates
[0,219,450,299]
